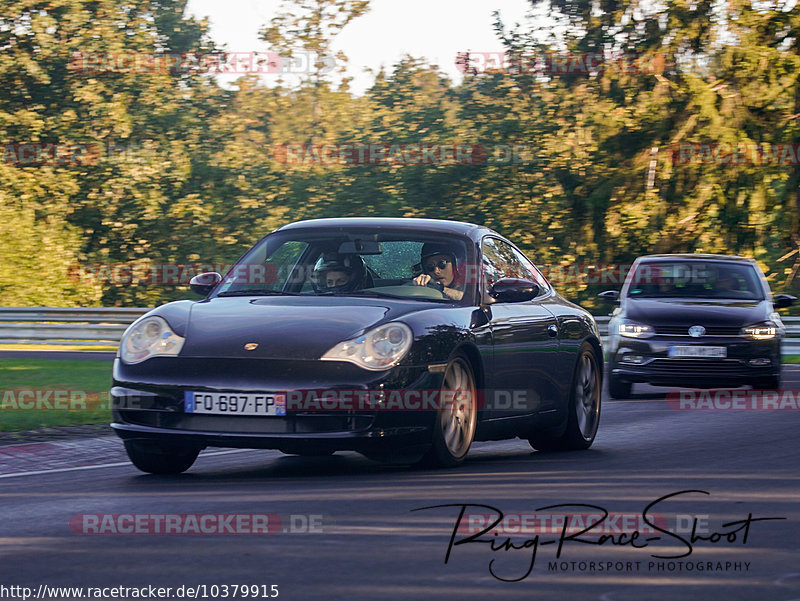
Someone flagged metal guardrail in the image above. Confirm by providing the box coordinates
[1,307,799,354]
[0,307,149,348]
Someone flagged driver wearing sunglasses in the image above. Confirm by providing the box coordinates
[412,242,464,301]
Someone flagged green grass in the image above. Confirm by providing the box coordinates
[0,359,112,431]
[0,344,116,351]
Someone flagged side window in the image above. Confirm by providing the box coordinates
[510,247,549,292]
[270,241,311,290]
[482,239,507,289]
[217,240,309,294]
[482,237,525,287]
[481,237,547,299]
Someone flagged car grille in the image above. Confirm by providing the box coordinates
[646,358,747,374]
[118,411,375,434]
[654,325,742,336]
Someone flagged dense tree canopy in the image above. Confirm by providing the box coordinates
[1,0,798,311]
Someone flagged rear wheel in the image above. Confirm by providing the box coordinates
[529,344,601,451]
[123,440,200,475]
[420,355,477,467]
[608,373,633,399]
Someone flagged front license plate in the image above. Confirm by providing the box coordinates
[668,345,727,358]
[185,392,286,416]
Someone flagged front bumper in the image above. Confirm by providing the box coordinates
[609,335,781,386]
[110,356,442,456]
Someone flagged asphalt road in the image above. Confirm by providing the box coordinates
[1,374,799,600]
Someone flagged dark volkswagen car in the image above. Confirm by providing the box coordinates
[111,218,603,474]
[601,254,795,398]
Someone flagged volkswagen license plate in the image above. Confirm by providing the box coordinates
[668,346,727,358]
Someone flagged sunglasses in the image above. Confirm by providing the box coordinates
[424,259,451,273]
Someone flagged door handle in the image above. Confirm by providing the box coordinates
[547,324,558,337]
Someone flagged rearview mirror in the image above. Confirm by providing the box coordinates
[598,290,620,305]
[774,294,796,309]
[489,278,540,303]
[338,240,383,255]
[189,272,222,296]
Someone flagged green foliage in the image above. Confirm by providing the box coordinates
[0,197,102,305]
[1,0,799,312]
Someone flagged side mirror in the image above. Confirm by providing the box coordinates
[598,290,620,305]
[189,272,221,296]
[490,278,540,303]
[774,294,796,309]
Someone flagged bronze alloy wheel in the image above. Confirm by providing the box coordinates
[421,355,478,467]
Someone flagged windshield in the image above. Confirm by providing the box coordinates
[625,261,765,300]
[214,229,474,304]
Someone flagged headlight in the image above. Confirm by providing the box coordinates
[119,316,185,364]
[618,319,655,339]
[740,322,777,340]
[321,322,413,371]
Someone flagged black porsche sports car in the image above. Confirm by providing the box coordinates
[602,253,795,398]
[111,218,603,474]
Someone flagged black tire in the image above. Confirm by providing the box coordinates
[420,354,478,467]
[123,440,200,475]
[607,373,633,399]
[529,343,602,451]
[751,374,781,390]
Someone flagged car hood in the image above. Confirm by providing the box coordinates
[624,298,769,328]
[175,296,427,359]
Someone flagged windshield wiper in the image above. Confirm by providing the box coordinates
[217,289,301,297]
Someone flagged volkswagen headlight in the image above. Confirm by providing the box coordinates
[321,322,413,370]
[740,322,777,340]
[618,319,655,339]
[119,316,185,364]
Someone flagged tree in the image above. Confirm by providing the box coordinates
[261,0,370,141]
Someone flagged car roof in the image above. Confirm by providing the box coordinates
[276,217,496,239]
[634,253,756,263]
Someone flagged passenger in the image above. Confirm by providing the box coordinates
[325,269,351,289]
[311,253,366,293]
[657,278,677,295]
[715,269,737,294]
[412,242,465,301]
